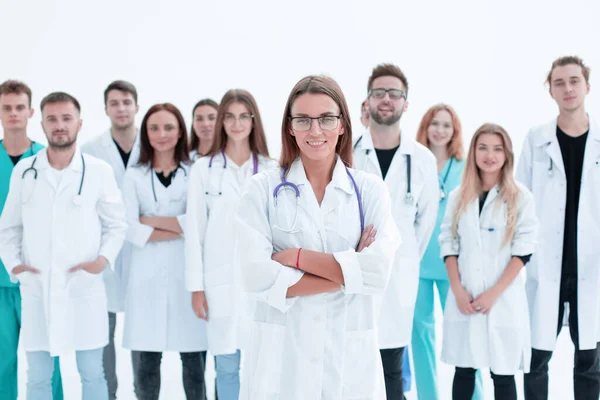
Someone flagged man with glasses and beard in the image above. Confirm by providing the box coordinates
[353,64,439,399]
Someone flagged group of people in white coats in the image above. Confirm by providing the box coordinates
[0,54,598,400]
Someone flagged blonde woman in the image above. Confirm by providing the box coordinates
[439,123,539,400]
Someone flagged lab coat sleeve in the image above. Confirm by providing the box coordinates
[0,167,24,282]
[332,175,401,295]
[122,170,154,248]
[515,130,534,190]
[414,154,440,258]
[439,190,460,258]
[511,187,539,256]
[235,174,304,313]
[97,164,128,269]
[184,164,208,292]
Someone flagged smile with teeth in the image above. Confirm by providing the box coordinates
[307,140,326,147]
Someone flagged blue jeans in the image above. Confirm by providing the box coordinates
[26,348,107,400]
[214,350,240,400]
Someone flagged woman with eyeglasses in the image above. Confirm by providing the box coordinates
[234,75,401,399]
[440,123,538,400]
[121,103,208,399]
[190,98,219,161]
[412,104,484,399]
[185,89,276,400]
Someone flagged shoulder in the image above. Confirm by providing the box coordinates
[258,155,279,170]
[412,141,436,165]
[31,141,45,153]
[349,168,387,196]
[80,133,108,153]
[12,155,37,175]
[124,164,148,180]
[515,181,534,204]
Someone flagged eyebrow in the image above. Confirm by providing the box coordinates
[292,111,339,117]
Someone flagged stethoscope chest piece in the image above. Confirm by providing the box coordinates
[72,195,83,206]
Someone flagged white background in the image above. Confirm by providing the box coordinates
[2,0,599,398]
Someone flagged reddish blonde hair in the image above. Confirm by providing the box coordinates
[416,103,464,161]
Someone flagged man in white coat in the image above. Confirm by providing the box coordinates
[516,55,600,400]
[81,80,141,400]
[353,63,439,399]
[0,92,127,400]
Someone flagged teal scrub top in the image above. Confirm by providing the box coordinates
[420,157,465,280]
[0,139,45,288]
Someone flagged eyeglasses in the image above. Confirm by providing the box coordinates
[289,115,342,132]
[368,88,407,100]
[223,113,253,125]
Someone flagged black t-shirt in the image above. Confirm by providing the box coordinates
[155,170,175,188]
[556,125,589,278]
[374,146,399,179]
[9,154,24,166]
[113,138,131,167]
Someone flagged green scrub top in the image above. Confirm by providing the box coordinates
[0,139,45,287]
[419,157,465,280]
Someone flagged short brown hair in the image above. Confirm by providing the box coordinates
[40,92,81,113]
[280,75,353,172]
[208,89,270,158]
[546,56,591,85]
[104,80,138,106]
[367,63,409,94]
[0,80,33,107]
[138,103,190,167]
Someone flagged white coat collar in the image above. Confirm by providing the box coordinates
[285,157,354,195]
[532,114,600,147]
[34,148,84,172]
[356,128,413,154]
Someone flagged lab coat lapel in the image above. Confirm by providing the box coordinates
[384,136,411,200]
[582,117,600,179]
[286,158,322,232]
[56,150,84,197]
[536,118,565,178]
[356,131,382,179]
[101,132,126,178]
[320,159,353,218]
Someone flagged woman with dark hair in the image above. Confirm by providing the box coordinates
[121,103,208,399]
[234,76,401,399]
[185,89,276,400]
[190,98,219,160]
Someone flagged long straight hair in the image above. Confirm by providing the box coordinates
[415,103,464,160]
[452,123,519,246]
[279,75,353,172]
[207,89,269,157]
[138,103,190,167]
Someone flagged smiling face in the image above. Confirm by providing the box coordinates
[368,76,408,126]
[192,105,217,141]
[146,110,181,154]
[289,93,344,166]
[475,132,506,175]
[222,102,253,145]
[427,109,454,148]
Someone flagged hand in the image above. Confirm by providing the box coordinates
[192,291,209,320]
[140,216,149,225]
[472,287,501,314]
[357,224,376,252]
[452,284,476,315]
[68,256,108,275]
[271,248,297,268]
[11,265,40,275]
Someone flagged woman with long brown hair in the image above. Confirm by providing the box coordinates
[234,75,401,399]
[184,89,277,400]
[121,103,208,399]
[189,98,219,160]
[439,123,539,399]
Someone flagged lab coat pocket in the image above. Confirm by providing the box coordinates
[17,271,43,297]
[70,269,103,298]
[249,322,285,398]
[206,284,235,319]
[342,329,380,398]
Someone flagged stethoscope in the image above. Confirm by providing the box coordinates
[548,158,554,177]
[354,136,413,205]
[150,164,187,202]
[272,166,365,235]
[204,150,259,196]
[22,150,86,206]
[439,158,454,201]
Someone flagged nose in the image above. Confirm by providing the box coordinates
[308,119,324,135]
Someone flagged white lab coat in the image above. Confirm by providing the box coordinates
[81,130,141,312]
[236,157,401,400]
[439,184,538,375]
[353,131,439,348]
[0,149,127,356]
[185,153,277,355]
[516,116,600,351]
[121,163,208,352]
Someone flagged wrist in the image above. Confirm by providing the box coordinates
[96,256,108,268]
